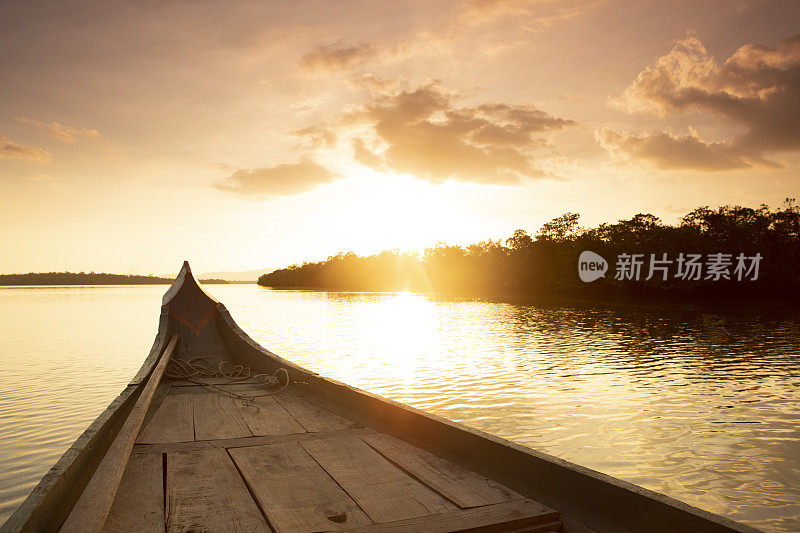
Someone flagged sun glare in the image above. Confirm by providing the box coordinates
[333,167,472,255]
[359,292,437,383]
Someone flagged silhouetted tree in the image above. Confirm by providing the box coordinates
[258,202,800,303]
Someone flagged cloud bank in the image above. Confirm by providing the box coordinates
[601,33,800,171]
[215,159,340,198]
[348,83,575,184]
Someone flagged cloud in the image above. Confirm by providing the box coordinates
[459,0,602,30]
[214,159,340,198]
[294,124,338,149]
[27,173,54,181]
[347,83,574,184]
[595,128,770,171]
[606,33,800,170]
[15,117,100,142]
[299,1,601,74]
[351,138,385,171]
[0,135,50,163]
[300,42,377,72]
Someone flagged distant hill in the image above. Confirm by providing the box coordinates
[197,267,275,282]
[0,272,228,285]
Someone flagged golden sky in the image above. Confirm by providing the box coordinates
[1,0,799,274]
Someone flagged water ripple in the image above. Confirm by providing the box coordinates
[0,286,798,532]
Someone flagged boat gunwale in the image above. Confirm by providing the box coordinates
[216,293,762,533]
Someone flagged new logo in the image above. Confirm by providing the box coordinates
[578,251,608,282]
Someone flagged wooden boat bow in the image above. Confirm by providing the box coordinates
[0,263,761,533]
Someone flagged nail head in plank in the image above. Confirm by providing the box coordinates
[137,394,194,444]
[300,435,455,523]
[362,433,523,508]
[166,448,270,533]
[102,452,164,532]
[193,392,253,441]
[345,499,559,533]
[229,442,372,531]
[234,396,307,436]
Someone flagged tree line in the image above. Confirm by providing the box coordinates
[0,272,228,285]
[258,200,800,303]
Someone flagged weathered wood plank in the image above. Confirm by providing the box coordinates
[102,452,164,532]
[560,514,598,533]
[136,394,194,444]
[167,383,264,395]
[193,393,253,441]
[234,396,307,436]
[363,433,522,508]
[166,448,269,532]
[168,377,269,387]
[229,442,372,531]
[506,521,563,533]
[346,499,559,533]
[60,334,178,533]
[274,392,357,433]
[133,426,378,454]
[140,381,171,431]
[300,435,455,523]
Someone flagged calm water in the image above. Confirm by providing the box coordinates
[0,285,798,531]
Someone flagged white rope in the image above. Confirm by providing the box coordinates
[165,355,290,405]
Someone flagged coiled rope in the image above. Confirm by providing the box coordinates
[165,355,289,405]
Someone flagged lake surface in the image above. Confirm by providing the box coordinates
[0,285,798,531]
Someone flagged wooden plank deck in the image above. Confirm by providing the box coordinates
[362,433,524,508]
[103,452,163,532]
[166,448,269,532]
[102,382,562,532]
[235,396,307,436]
[300,435,457,523]
[193,393,253,441]
[136,394,194,444]
[230,442,372,531]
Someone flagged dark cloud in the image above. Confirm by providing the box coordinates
[349,83,574,184]
[300,42,377,72]
[215,159,340,198]
[605,33,800,170]
[0,135,50,163]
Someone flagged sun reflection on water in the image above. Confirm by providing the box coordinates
[1,286,799,532]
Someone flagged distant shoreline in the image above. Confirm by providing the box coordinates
[0,272,232,285]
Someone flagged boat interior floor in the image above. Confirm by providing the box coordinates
[105,380,563,532]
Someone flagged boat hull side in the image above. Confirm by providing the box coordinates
[214,300,760,533]
[215,303,316,383]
